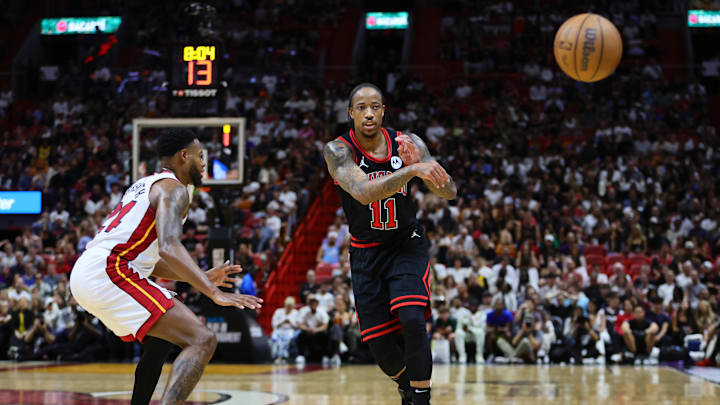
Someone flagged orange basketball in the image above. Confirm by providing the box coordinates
[553,13,622,82]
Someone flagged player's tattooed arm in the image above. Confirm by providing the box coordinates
[407,133,457,200]
[152,180,219,298]
[324,140,418,205]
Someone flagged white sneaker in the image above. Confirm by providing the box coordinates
[331,354,342,367]
[494,356,509,364]
[322,356,330,366]
[610,353,622,363]
[476,356,485,364]
[511,357,524,364]
[339,342,349,354]
[634,358,642,366]
[650,347,660,359]
[596,357,606,365]
[295,355,306,366]
[582,358,595,365]
[458,354,467,364]
[646,357,658,365]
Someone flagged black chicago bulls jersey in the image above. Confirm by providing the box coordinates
[334,127,419,246]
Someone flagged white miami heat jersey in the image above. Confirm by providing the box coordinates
[84,170,187,277]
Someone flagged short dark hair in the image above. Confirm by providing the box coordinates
[348,82,384,108]
[649,295,663,305]
[156,128,198,158]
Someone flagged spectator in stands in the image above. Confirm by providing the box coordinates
[299,269,319,304]
[564,305,600,363]
[499,310,541,363]
[271,296,299,364]
[456,298,488,364]
[646,296,672,349]
[315,280,335,313]
[485,295,513,361]
[296,295,331,365]
[432,306,457,363]
[658,270,677,307]
[328,295,351,366]
[672,298,698,346]
[621,304,658,362]
[0,300,10,359]
[316,231,340,268]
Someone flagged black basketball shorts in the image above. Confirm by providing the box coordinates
[349,227,431,343]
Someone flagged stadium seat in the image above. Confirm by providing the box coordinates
[605,253,625,271]
[585,254,605,268]
[584,245,606,257]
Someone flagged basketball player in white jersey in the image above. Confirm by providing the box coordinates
[70,129,262,404]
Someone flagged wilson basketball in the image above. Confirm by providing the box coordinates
[553,13,622,82]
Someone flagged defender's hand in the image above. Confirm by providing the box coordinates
[211,291,263,310]
[411,161,450,188]
[396,134,420,165]
[207,260,243,288]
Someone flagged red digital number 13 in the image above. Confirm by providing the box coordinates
[187,60,212,86]
[369,198,398,230]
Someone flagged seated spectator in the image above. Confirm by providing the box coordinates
[8,276,31,306]
[328,295,352,366]
[432,306,457,363]
[485,295,514,362]
[671,298,699,346]
[621,304,658,361]
[457,297,489,364]
[296,295,332,364]
[316,231,341,268]
[315,280,335,313]
[646,296,672,349]
[563,306,601,363]
[499,310,541,363]
[271,296,299,364]
[298,270,319,304]
[8,297,54,360]
[0,300,10,359]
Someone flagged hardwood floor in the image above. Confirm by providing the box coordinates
[0,362,717,404]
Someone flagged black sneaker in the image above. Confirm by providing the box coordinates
[398,387,414,405]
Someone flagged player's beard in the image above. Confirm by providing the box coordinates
[189,164,203,187]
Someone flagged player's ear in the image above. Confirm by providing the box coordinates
[348,107,354,120]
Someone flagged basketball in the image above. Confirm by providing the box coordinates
[553,13,622,82]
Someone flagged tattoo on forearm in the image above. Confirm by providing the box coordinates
[159,185,189,245]
[408,133,457,199]
[324,140,416,204]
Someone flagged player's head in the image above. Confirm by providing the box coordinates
[348,82,385,138]
[156,128,205,187]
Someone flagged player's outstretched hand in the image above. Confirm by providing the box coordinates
[396,134,420,165]
[207,260,243,288]
[211,291,263,310]
[412,161,450,189]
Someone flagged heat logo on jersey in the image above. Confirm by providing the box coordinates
[367,171,408,196]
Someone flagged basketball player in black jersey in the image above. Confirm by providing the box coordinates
[324,83,456,405]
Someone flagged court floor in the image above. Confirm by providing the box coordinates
[0,362,718,404]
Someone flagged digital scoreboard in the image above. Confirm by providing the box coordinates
[169,43,223,115]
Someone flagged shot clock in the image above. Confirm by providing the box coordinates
[169,43,223,115]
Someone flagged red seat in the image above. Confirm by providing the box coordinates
[315,262,335,283]
[605,253,625,271]
[585,245,606,257]
[628,254,650,267]
[585,254,605,268]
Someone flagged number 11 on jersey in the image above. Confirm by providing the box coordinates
[369,198,398,230]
